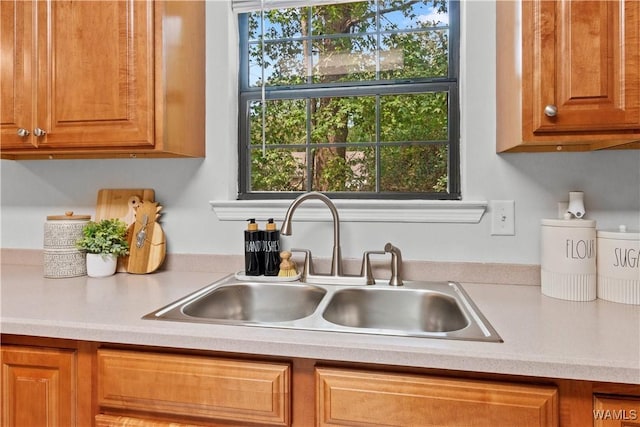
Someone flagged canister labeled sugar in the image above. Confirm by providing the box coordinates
[597,226,639,305]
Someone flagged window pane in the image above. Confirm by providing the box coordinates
[249,99,307,146]
[310,95,376,144]
[249,41,307,87]
[380,144,448,192]
[312,36,377,82]
[379,30,448,79]
[380,92,448,142]
[312,2,377,35]
[379,0,449,31]
[310,146,375,192]
[251,148,306,192]
[249,8,308,42]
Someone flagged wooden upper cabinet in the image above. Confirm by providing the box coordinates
[0,0,33,150]
[497,0,640,152]
[0,0,205,159]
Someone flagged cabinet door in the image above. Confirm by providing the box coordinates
[0,1,154,152]
[38,0,154,150]
[316,367,558,427]
[528,0,640,135]
[0,0,36,150]
[1,345,76,427]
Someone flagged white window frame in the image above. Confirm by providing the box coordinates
[210,0,488,223]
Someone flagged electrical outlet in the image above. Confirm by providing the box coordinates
[490,200,515,236]
[557,201,569,219]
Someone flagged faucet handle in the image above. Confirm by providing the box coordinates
[290,248,314,278]
[384,243,403,286]
[360,250,386,285]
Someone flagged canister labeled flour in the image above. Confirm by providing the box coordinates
[597,226,639,305]
[43,212,90,278]
[541,218,596,301]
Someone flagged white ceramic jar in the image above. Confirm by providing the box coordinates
[540,218,597,301]
[597,226,640,305]
[43,212,90,278]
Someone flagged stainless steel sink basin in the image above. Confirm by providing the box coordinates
[182,282,326,322]
[322,288,469,333]
[143,275,502,342]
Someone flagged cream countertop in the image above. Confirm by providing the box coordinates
[1,264,638,384]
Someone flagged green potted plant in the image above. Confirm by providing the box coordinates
[76,218,129,277]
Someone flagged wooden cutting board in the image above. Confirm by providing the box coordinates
[95,189,155,226]
[125,201,166,274]
[95,188,155,273]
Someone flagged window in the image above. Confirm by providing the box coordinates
[237,0,459,199]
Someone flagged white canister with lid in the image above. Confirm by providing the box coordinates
[540,218,596,301]
[597,225,640,305]
[43,211,91,278]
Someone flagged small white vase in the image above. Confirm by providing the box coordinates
[86,253,118,278]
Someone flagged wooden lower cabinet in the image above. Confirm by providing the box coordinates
[316,367,558,427]
[97,349,291,426]
[2,335,640,427]
[1,345,76,427]
[594,395,640,427]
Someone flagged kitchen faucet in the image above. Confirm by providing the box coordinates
[281,192,343,277]
[281,192,404,286]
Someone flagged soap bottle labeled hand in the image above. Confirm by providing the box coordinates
[263,218,281,276]
[244,218,264,276]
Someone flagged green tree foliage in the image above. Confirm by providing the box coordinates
[247,0,450,194]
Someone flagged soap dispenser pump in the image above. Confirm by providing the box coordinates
[263,218,281,276]
[244,218,264,276]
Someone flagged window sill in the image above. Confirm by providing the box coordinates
[210,199,487,223]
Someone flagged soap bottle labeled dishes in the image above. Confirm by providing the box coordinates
[263,218,281,276]
[244,218,264,276]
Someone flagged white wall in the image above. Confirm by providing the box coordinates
[2,1,639,265]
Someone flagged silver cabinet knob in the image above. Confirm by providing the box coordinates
[33,127,47,137]
[17,128,30,137]
[544,105,558,117]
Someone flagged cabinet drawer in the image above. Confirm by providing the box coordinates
[316,367,558,427]
[98,349,290,426]
[95,414,203,427]
[594,395,640,426]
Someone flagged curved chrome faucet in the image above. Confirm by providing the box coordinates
[281,192,343,277]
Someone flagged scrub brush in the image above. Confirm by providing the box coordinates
[277,251,298,277]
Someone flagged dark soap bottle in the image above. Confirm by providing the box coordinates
[263,218,280,276]
[244,218,264,276]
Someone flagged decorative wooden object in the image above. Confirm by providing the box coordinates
[125,201,166,274]
[95,189,155,226]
